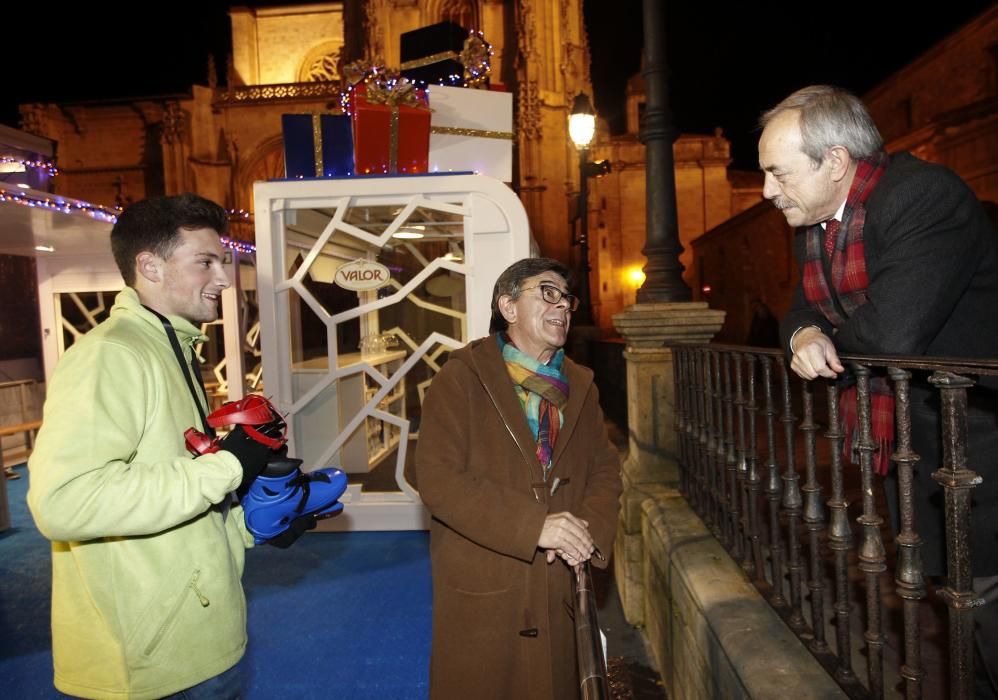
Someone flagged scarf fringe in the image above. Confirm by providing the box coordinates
[839,386,894,476]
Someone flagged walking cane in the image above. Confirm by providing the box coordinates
[574,560,610,699]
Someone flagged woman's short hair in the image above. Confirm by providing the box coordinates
[489,257,573,333]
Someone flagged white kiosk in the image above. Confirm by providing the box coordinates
[253,173,531,530]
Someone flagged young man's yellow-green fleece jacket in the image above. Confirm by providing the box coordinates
[28,287,253,700]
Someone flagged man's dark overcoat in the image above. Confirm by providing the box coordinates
[414,335,622,699]
[780,152,998,576]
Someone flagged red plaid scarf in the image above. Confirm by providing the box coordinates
[801,151,894,475]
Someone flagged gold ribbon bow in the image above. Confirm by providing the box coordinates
[343,60,376,87]
[459,32,492,87]
[362,75,425,110]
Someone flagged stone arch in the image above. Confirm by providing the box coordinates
[235,134,286,214]
[424,0,480,30]
[298,40,344,83]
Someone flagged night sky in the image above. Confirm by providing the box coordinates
[3,1,994,170]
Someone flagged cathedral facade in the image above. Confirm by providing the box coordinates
[17,0,743,333]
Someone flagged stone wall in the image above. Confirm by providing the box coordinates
[230,4,345,86]
[638,488,847,700]
[689,202,796,345]
[864,7,998,147]
[589,131,762,332]
[686,6,998,347]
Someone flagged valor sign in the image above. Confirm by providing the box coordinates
[334,259,392,291]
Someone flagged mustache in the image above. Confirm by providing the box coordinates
[772,197,796,210]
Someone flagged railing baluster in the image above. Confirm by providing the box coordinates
[778,356,805,629]
[889,368,926,700]
[712,351,728,542]
[675,349,689,499]
[723,354,742,560]
[735,353,753,572]
[929,371,982,700]
[745,354,765,580]
[691,349,704,512]
[800,379,827,652]
[697,349,711,522]
[684,349,699,509]
[824,380,855,684]
[854,364,887,698]
[762,356,785,606]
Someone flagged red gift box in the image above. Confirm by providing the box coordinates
[351,82,431,175]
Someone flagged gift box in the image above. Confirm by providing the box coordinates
[428,85,514,181]
[400,21,468,87]
[281,114,354,178]
[351,82,431,175]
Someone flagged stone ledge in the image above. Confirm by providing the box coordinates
[641,490,847,700]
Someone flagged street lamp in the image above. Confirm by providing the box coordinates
[569,93,600,326]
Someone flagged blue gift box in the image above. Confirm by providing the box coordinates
[282,114,354,178]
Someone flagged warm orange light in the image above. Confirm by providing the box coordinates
[701,284,712,295]
[626,267,646,287]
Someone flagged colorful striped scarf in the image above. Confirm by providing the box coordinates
[498,334,569,476]
[801,151,893,475]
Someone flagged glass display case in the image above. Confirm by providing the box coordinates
[254,173,531,530]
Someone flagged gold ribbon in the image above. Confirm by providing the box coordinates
[396,32,493,86]
[430,125,513,141]
[311,114,324,177]
[389,108,399,173]
[400,51,459,71]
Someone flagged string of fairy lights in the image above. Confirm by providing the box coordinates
[0,183,258,254]
[0,155,58,177]
[0,189,119,223]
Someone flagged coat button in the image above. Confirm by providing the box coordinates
[518,628,539,637]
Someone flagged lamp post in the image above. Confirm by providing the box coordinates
[569,93,597,326]
[637,0,691,301]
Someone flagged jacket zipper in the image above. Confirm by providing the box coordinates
[190,570,210,607]
[144,569,208,656]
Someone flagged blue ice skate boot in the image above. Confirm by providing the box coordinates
[241,457,348,544]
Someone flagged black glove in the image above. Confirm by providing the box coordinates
[267,514,318,549]
[218,425,274,492]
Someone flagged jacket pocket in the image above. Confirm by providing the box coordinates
[140,569,210,658]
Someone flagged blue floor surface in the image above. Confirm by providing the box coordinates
[0,464,431,699]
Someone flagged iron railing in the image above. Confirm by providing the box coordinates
[671,344,998,700]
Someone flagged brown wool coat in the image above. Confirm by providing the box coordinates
[414,335,622,700]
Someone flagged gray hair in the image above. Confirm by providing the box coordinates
[489,257,573,333]
[760,85,883,166]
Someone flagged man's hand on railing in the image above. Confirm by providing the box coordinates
[790,327,845,380]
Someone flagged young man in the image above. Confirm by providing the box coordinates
[29,193,278,699]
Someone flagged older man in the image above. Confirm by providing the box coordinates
[761,85,998,697]
[415,257,622,699]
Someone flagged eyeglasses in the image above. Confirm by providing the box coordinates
[520,283,580,312]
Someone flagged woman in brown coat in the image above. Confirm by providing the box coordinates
[415,258,622,699]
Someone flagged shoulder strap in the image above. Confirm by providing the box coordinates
[142,305,215,438]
